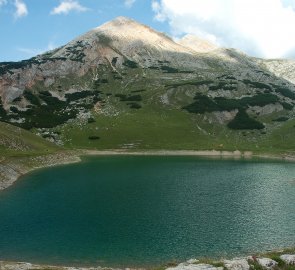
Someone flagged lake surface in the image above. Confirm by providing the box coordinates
[0,156,295,267]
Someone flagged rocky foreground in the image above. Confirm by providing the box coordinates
[1,254,295,270]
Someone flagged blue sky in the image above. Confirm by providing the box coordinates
[0,0,169,62]
[2,0,295,62]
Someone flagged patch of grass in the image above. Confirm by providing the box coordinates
[0,121,59,157]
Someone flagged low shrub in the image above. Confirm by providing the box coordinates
[280,102,293,110]
[275,86,295,100]
[88,117,96,123]
[243,80,272,90]
[161,66,179,73]
[228,110,265,130]
[273,116,289,122]
[183,94,219,113]
[115,94,142,102]
[65,91,93,102]
[88,136,100,140]
[127,102,142,109]
[123,59,138,68]
[239,93,279,107]
[24,90,41,106]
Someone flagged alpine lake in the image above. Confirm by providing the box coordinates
[0,155,295,267]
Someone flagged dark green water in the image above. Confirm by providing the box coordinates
[0,156,295,267]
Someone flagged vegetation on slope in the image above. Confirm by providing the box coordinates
[1,55,295,154]
[228,110,265,130]
[0,121,59,157]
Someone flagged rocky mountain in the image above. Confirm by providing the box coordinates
[178,34,219,53]
[1,16,295,152]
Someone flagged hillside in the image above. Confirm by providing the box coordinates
[1,17,295,153]
[0,122,59,157]
[0,122,81,191]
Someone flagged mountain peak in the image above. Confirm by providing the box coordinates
[178,34,219,53]
[89,16,196,56]
[98,16,137,28]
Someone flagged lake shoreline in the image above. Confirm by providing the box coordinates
[1,149,295,192]
[0,249,294,270]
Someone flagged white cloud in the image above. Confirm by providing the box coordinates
[14,0,28,18]
[0,0,28,19]
[124,0,136,8]
[51,0,88,15]
[152,0,295,59]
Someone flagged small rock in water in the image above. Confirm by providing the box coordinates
[280,254,295,265]
[256,258,278,269]
[224,258,249,270]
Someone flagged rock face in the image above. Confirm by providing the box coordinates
[259,59,295,84]
[1,16,294,104]
[178,34,219,53]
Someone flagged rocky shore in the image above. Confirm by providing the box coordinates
[0,151,81,191]
[0,254,294,270]
[82,150,254,158]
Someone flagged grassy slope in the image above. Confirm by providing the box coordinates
[0,121,59,157]
[59,105,295,154]
[50,68,295,154]
[3,63,295,154]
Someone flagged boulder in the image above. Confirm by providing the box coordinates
[256,258,278,269]
[166,263,223,270]
[224,258,249,270]
[280,254,295,265]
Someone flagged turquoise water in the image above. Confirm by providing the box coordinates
[0,156,295,267]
